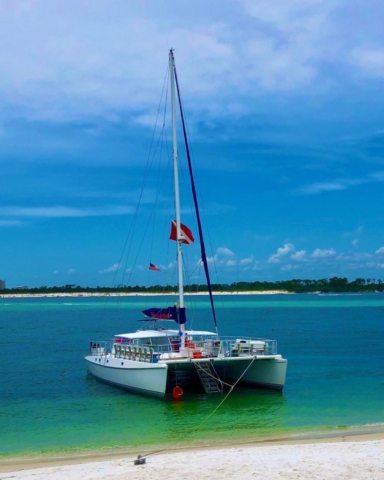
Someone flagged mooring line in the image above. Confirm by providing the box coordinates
[190,357,256,432]
[135,357,257,463]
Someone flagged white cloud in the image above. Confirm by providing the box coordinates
[0,0,380,128]
[370,171,384,181]
[336,251,371,262]
[205,247,237,268]
[239,256,254,266]
[268,243,295,263]
[67,268,75,274]
[203,242,384,278]
[235,0,338,90]
[226,259,237,267]
[298,182,346,195]
[343,225,363,238]
[351,48,384,78]
[291,250,307,261]
[204,248,255,269]
[204,251,255,271]
[352,239,359,247]
[0,4,249,125]
[296,177,367,195]
[99,263,119,274]
[216,247,235,257]
[53,270,59,274]
[0,219,23,226]
[237,0,335,27]
[312,248,336,258]
[0,205,134,218]
[281,264,296,271]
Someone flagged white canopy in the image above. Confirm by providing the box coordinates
[115,329,217,340]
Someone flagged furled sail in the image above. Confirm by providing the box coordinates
[142,306,187,325]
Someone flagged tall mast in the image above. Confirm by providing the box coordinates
[169,50,185,338]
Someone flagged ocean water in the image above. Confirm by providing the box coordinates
[1,293,384,458]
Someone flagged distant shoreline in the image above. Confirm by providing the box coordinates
[0,290,292,298]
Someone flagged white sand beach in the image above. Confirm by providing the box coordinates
[1,434,383,479]
[0,290,291,298]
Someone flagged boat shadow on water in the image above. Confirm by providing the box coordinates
[158,386,288,445]
[85,373,287,446]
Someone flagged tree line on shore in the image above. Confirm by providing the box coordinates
[1,277,384,294]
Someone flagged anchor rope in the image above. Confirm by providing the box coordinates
[138,357,257,460]
[190,357,257,432]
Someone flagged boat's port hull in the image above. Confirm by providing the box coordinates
[215,357,287,391]
[164,355,287,391]
[85,355,168,397]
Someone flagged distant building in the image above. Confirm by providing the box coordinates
[0,280,5,290]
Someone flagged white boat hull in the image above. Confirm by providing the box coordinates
[165,355,287,391]
[214,356,288,390]
[85,355,168,397]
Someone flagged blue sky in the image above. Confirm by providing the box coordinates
[1,0,384,288]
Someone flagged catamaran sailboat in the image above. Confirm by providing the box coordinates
[85,50,287,398]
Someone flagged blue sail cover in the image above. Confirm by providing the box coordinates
[142,306,187,325]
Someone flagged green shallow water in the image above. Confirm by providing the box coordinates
[1,294,384,457]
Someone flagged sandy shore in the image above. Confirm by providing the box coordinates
[1,433,383,479]
[0,290,291,298]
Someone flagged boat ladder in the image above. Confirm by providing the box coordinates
[194,361,223,394]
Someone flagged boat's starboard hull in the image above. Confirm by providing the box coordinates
[85,355,168,397]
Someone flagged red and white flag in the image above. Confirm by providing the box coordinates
[169,220,194,245]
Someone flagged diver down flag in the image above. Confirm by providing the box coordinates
[169,220,194,244]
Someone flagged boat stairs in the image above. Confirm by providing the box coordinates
[194,360,223,394]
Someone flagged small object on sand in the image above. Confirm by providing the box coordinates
[134,455,146,465]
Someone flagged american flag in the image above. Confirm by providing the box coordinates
[149,262,161,272]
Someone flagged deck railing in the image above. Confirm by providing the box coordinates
[89,336,278,362]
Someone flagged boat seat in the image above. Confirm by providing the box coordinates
[133,346,139,361]
[143,347,151,362]
[139,347,144,362]
[149,348,154,362]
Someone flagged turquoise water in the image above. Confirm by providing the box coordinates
[1,293,384,457]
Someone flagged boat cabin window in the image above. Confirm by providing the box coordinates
[141,337,170,347]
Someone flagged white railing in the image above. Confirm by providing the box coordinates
[89,336,278,362]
